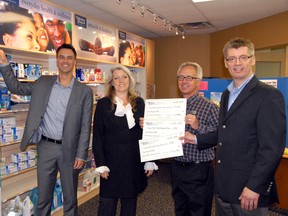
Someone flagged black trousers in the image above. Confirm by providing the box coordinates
[171,160,214,216]
[215,195,268,216]
[98,196,137,216]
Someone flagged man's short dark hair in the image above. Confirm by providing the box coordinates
[56,44,77,58]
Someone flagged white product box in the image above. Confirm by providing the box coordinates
[11,150,37,163]
[18,63,25,78]
[1,163,19,175]
[16,161,28,170]
[11,126,25,141]
[1,133,13,143]
[11,152,27,163]
[12,159,36,171]
[26,149,37,159]
[26,158,36,167]
[0,116,16,127]
[0,124,12,134]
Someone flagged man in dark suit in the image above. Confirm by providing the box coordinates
[0,44,93,216]
[181,38,286,216]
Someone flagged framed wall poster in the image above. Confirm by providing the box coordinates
[118,30,146,67]
[74,14,117,63]
[0,0,72,53]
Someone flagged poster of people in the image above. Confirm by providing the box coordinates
[119,30,146,67]
[0,0,72,53]
[75,14,117,63]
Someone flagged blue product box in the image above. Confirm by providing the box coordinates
[0,82,8,94]
[25,64,42,80]
[0,93,11,110]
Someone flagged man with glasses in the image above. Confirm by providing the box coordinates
[172,62,219,216]
[182,38,286,216]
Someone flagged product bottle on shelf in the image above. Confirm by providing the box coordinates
[22,196,34,216]
[29,188,38,216]
[4,199,21,216]
[55,181,63,208]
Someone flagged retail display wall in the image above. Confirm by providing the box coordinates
[0,0,148,215]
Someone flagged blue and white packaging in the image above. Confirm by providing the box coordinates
[1,133,13,143]
[0,116,16,127]
[12,126,25,141]
[11,149,37,163]
[1,163,19,175]
[0,93,11,110]
[24,64,42,80]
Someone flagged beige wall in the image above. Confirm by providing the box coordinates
[154,34,210,98]
[153,11,288,98]
[145,39,156,98]
[210,11,288,78]
[146,39,155,83]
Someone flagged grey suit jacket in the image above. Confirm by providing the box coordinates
[0,65,93,163]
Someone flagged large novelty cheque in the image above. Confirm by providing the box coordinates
[139,98,186,162]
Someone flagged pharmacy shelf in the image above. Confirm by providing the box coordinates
[1,167,37,202]
[0,140,21,148]
[51,183,100,216]
[0,108,29,115]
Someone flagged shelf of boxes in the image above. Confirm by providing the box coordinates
[1,167,37,202]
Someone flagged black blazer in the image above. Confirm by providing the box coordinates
[198,76,286,207]
[92,96,147,198]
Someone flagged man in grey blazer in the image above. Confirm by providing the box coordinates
[0,44,93,216]
[181,38,286,216]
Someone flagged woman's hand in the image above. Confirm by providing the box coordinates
[145,170,154,177]
[100,171,109,180]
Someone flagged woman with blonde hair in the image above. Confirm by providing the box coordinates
[92,65,157,216]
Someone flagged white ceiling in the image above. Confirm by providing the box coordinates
[46,0,288,38]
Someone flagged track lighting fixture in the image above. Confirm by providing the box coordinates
[131,0,136,12]
[140,5,145,17]
[119,0,184,38]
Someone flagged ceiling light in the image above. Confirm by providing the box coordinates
[175,27,179,35]
[168,24,172,31]
[131,0,136,12]
[163,19,166,28]
[140,6,145,17]
[153,13,157,23]
[182,31,185,39]
[116,0,121,4]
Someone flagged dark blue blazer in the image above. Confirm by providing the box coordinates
[198,75,286,207]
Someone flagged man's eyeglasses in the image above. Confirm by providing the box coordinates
[177,75,199,81]
[225,55,253,64]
